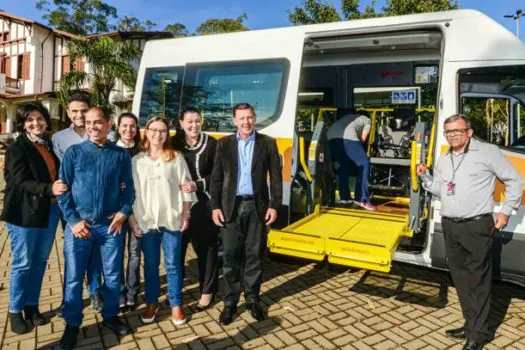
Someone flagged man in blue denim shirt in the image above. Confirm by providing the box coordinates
[58,107,135,350]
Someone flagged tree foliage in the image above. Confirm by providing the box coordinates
[163,23,190,37]
[288,0,340,25]
[195,14,248,35]
[36,0,158,35]
[36,0,118,35]
[383,0,458,16]
[58,37,141,113]
[288,0,457,25]
[117,16,157,32]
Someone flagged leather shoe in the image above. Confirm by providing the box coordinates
[246,303,266,322]
[463,339,483,350]
[219,306,236,326]
[102,316,132,336]
[445,326,466,340]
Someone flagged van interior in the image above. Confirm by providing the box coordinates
[269,30,443,272]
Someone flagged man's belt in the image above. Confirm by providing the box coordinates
[237,195,255,201]
[443,213,493,223]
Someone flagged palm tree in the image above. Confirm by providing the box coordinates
[58,37,141,114]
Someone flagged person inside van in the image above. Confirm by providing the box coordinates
[327,109,376,210]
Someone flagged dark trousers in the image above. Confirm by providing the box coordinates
[121,229,141,303]
[442,215,495,344]
[181,201,219,295]
[222,198,267,307]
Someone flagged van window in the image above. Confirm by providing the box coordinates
[138,66,184,127]
[459,65,525,149]
[182,59,289,132]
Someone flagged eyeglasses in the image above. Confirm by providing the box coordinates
[147,128,168,135]
[443,128,470,136]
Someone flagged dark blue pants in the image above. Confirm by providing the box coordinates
[63,223,125,326]
[121,230,141,303]
[330,138,370,202]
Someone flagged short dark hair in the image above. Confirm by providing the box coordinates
[117,112,141,145]
[86,106,111,121]
[444,114,472,129]
[232,103,256,118]
[179,106,202,121]
[16,102,52,133]
[67,93,91,108]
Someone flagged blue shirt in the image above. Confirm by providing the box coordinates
[58,140,135,226]
[236,131,255,196]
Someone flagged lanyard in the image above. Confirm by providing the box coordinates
[449,151,466,183]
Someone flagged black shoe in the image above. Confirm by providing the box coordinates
[24,305,46,326]
[89,294,103,313]
[246,303,266,322]
[56,302,64,318]
[445,326,466,340]
[9,312,28,334]
[463,339,483,350]
[59,324,79,350]
[102,316,132,337]
[219,306,237,326]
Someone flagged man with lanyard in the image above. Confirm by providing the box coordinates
[52,94,104,315]
[417,114,523,350]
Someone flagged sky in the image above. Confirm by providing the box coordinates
[1,0,524,40]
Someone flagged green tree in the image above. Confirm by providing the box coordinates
[163,23,190,37]
[58,37,141,113]
[36,0,118,35]
[383,0,458,16]
[195,13,248,35]
[288,0,340,25]
[288,0,457,25]
[117,16,157,31]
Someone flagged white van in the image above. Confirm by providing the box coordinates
[133,9,525,285]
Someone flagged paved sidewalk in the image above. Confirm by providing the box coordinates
[0,222,524,349]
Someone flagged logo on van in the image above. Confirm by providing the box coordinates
[381,71,404,78]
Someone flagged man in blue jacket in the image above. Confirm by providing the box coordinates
[58,107,135,350]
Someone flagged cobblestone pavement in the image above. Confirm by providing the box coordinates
[0,223,524,350]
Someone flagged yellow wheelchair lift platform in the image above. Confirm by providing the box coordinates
[268,205,412,273]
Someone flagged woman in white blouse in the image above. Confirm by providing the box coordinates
[129,116,196,326]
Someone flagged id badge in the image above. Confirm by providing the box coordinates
[446,181,456,196]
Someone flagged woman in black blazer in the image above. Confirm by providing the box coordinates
[173,107,219,310]
[0,103,68,334]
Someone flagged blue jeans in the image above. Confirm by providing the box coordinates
[141,228,183,307]
[63,223,125,326]
[7,203,59,313]
[60,211,102,298]
[330,138,370,202]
